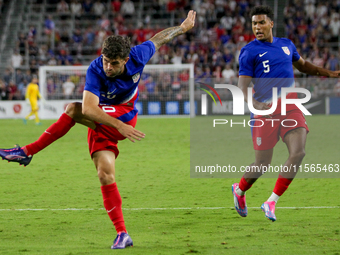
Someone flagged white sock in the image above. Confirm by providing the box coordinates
[267,192,280,203]
[235,185,245,196]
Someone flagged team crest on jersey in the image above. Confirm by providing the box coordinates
[132,73,140,83]
[282,47,290,55]
[257,137,261,146]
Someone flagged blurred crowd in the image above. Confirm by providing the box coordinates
[1,0,340,101]
[0,0,4,14]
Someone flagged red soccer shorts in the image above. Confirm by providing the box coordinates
[251,109,309,150]
[87,93,138,158]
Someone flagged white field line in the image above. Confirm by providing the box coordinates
[0,206,339,211]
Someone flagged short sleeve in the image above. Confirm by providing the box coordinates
[130,41,156,66]
[290,40,301,62]
[238,48,254,77]
[84,65,103,98]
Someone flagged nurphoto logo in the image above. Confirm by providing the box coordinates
[200,84,312,116]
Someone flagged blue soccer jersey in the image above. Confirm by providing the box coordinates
[239,37,300,104]
[84,40,155,105]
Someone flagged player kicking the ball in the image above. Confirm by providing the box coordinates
[0,10,196,249]
[232,6,340,222]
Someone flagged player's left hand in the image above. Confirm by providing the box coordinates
[117,123,145,143]
[180,10,196,33]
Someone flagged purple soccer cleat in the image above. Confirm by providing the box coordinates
[0,145,32,167]
[231,183,248,217]
[111,232,133,249]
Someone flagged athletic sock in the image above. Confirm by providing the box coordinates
[237,177,252,195]
[272,174,293,197]
[23,113,75,156]
[267,192,280,203]
[235,186,245,196]
[101,182,127,234]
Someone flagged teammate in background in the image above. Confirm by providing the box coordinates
[231,6,340,222]
[24,76,42,125]
[0,10,196,249]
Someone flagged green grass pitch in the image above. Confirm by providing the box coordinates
[0,115,339,255]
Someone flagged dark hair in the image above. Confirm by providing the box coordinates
[101,35,131,60]
[250,6,274,20]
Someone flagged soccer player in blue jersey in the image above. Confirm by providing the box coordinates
[0,10,196,249]
[231,6,340,222]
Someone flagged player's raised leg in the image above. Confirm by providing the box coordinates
[232,149,273,217]
[0,102,95,166]
[92,150,133,249]
[262,127,307,222]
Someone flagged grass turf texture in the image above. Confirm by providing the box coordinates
[0,116,339,255]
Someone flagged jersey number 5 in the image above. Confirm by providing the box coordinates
[262,60,270,73]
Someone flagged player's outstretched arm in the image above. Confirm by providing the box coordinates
[82,90,145,142]
[293,57,340,77]
[149,10,196,50]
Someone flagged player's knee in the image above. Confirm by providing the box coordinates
[255,158,271,166]
[97,170,115,185]
[298,150,306,160]
[290,150,306,162]
[64,102,82,118]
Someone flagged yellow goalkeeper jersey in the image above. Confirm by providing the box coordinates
[26,83,41,101]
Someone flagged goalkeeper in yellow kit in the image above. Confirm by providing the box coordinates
[24,77,42,125]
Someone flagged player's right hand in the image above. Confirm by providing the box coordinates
[117,123,145,143]
[253,101,270,110]
[329,70,340,77]
[253,100,272,118]
[25,98,30,106]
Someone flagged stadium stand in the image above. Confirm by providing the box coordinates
[0,0,339,101]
